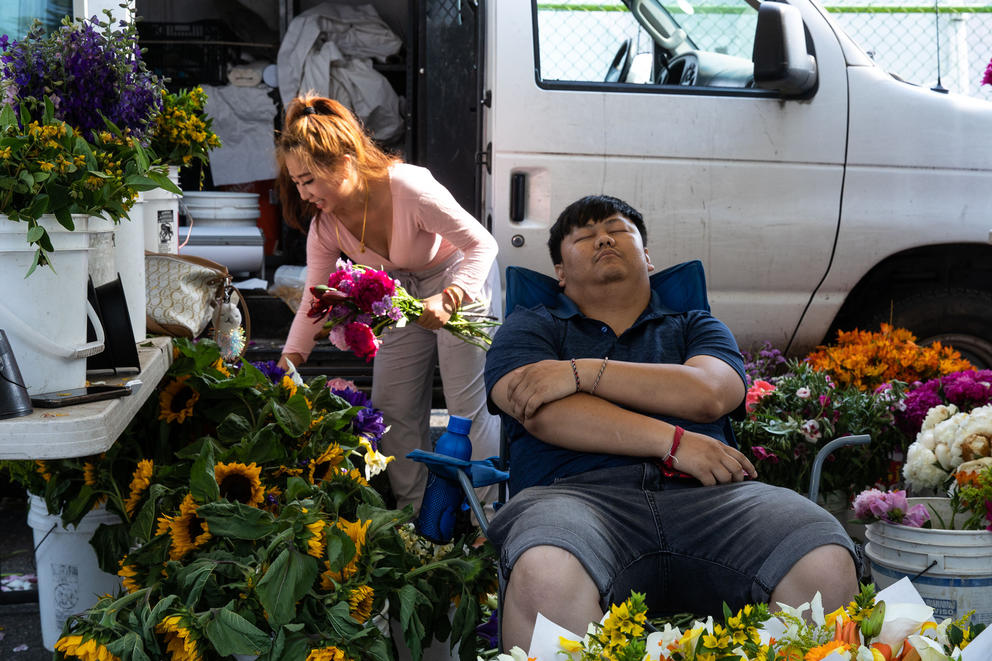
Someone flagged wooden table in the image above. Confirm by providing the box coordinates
[0,336,173,460]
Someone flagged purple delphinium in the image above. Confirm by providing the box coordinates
[476,611,499,650]
[252,360,286,384]
[0,13,161,139]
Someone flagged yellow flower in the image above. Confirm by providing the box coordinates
[348,585,374,622]
[558,637,582,653]
[124,459,154,517]
[83,462,98,486]
[805,640,848,661]
[35,460,52,481]
[158,376,199,423]
[305,518,327,558]
[321,517,371,584]
[280,374,298,397]
[118,560,141,593]
[167,494,211,560]
[38,160,55,172]
[311,443,345,483]
[211,358,230,377]
[358,437,394,480]
[54,634,120,661]
[156,614,204,661]
[214,462,264,507]
[306,646,348,661]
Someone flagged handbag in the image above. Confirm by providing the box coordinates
[145,253,250,348]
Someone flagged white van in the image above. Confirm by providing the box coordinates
[481,0,992,365]
[124,0,992,365]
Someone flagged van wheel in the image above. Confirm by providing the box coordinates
[862,288,992,368]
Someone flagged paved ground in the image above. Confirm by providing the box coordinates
[0,412,450,661]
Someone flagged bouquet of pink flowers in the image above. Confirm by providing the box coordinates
[307,259,500,361]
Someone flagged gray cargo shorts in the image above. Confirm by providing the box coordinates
[487,462,859,616]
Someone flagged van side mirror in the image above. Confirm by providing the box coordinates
[752,2,817,96]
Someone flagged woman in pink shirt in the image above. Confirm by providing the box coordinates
[276,94,500,513]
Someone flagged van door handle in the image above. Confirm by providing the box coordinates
[510,172,526,222]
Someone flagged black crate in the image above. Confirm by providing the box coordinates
[137,20,238,87]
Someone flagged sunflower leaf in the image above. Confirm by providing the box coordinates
[190,443,219,503]
[197,501,276,540]
[255,547,317,627]
[203,606,272,656]
[271,394,311,438]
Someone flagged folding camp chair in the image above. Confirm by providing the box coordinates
[409,260,871,535]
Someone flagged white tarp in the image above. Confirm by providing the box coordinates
[201,84,278,186]
[276,3,404,143]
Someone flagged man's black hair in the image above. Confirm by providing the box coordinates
[547,195,647,265]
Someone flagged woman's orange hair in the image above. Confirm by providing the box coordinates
[276,94,400,230]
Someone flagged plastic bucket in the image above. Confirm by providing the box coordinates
[28,495,123,651]
[0,215,105,395]
[182,191,260,226]
[141,166,180,254]
[865,497,992,624]
[89,214,146,342]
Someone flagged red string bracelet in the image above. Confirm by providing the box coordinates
[663,426,684,469]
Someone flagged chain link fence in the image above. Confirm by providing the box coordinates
[536,0,992,100]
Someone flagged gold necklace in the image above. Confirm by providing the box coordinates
[333,182,369,253]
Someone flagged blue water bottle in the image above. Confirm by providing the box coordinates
[415,415,473,543]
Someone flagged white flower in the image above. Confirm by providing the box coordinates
[876,602,935,650]
[801,419,821,442]
[921,404,958,431]
[645,625,681,661]
[796,387,811,399]
[907,634,955,661]
[490,646,530,661]
[855,647,876,661]
[358,437,394,480]
[903,441,947,489]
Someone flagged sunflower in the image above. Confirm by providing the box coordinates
[304,517,326,558]
[158,376,200,423]
[83,461,98,486]
[262,486,282,513]
[280,374,298,397]
[347,585,374,622]
[167,494,211,560]
[155,613,204,661]
[118,559,142,593]
[323,517,370,583]
[345,467,368,487]
[35,460,52,481]
[310,443,345,484]
[306,646,348,661]
[210,358,230,377]
[124,459,154,517]
[213,462,264,507]
[53,634,120,661]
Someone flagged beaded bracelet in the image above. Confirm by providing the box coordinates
[569,358,581,392]
[663,426,684,468]
[441,286,462,311]
[589,356,609,395]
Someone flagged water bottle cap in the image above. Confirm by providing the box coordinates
[446,415,472,435]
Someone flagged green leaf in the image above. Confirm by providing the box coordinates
[90,521,132,574]
[25,226,44,243]
[132,483,170,542]
[270,395,311,438]
[197,501,276,540]
[145,168,182,194]
[216,413,252,443]
[190,442,219,502]
[203,607,271,656]
[177,559,216,607]
[283,477,312,502]
[18,170,34,188]
[0,104,15,130]
[255,547,317,627]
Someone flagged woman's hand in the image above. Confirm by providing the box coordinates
[278,353,304,371]
[415,293,453,330]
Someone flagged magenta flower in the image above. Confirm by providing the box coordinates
[344,322,380,362]
[903,504,931,528]
[983,57,992,86]
[751,446,780,463]
[352,270,396,314]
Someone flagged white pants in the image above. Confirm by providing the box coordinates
[372,255,502,514]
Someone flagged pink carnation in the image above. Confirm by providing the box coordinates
[745,380,776,413]
[352,269,396,313]
[344,322,381,362]
[327,269,355,293]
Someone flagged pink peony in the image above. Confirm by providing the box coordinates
[327,269,355,293]
[344,322,381,362]
[352,269,396,313]
[745,380,776,413]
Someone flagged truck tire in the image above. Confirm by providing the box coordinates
[862,288,992,368]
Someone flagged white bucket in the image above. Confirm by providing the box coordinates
[865,497,992,624]
[89,214,146,341]
[0,215,105,395]
[141,166,180,254]
[182,191,260,226]
[27,495,123,651]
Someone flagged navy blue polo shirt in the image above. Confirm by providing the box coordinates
[484,289,746,496]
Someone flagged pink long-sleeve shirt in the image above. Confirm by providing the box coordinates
[283,163,498,361]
